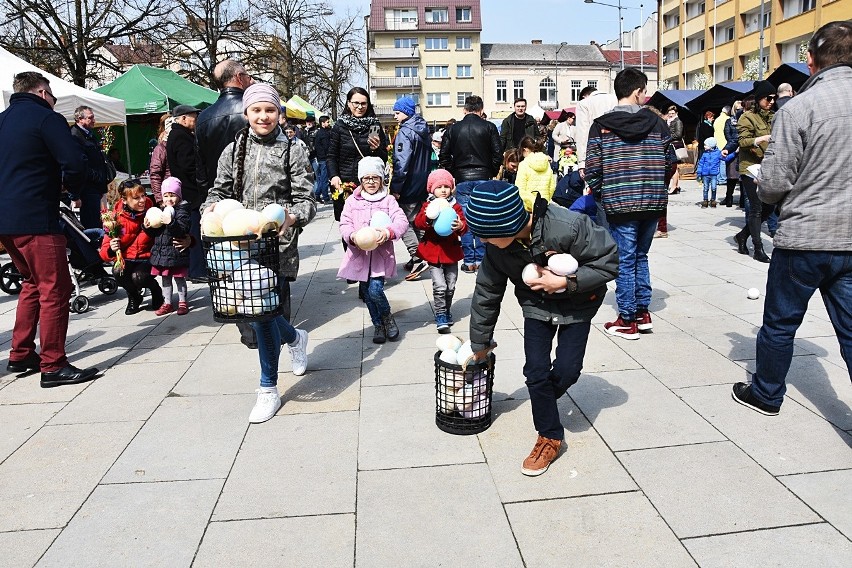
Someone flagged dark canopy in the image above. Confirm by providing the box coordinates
[767,63,810,91]
[686,81,753,114]
[646,90,703,115]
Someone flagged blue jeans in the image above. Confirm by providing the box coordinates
[702,176,718,201]
[314,159,329,201]
[752,249,852,407]
[454,180,487,265]
[360,277,391,326]
[608,218,657,320]
[252,315,298,387]
[523,318,592,440]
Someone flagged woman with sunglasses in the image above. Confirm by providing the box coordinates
[734,80,776,263]
[327,88,390,250]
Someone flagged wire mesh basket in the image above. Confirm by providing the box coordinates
[434,351,495,435]
[202,232,282,323]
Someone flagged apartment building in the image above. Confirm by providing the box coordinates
[659,0,852,89]
[366,1,483,124]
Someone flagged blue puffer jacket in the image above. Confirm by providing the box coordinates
[696,148,722,178]
[0,93,85,235]
[390,114,430,204]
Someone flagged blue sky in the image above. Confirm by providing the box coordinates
[333,0,650,46]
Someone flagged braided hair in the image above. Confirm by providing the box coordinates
[232,126,251,202]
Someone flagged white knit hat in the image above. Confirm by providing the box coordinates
[357,157,385,181]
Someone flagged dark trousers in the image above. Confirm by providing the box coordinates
[523,318,591,440]
[737,176,774,248]
[0,234,72,371]
[79,192,104,230]
[188,208,206,278]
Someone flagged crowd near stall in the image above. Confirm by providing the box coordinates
[0,21,850,477]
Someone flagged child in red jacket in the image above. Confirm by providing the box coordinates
[414,169,468,333]
[99,179,164,314]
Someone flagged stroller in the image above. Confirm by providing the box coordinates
[0,204,118,313]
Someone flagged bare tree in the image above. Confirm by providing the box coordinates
[1,0,166,86]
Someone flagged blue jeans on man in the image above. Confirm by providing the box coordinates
[751,249,852,408]
[608,218,658,319]
[313,159,329,202]
[454,180,487,267]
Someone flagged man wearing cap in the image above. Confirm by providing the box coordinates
[732,21,852,417]
[391,96,431,280]
[466,181,618,476]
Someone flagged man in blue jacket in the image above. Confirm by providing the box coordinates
[0,72,99,387]
[390,96,431,280]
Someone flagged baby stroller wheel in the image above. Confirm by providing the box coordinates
[70,295,89,314]
[0,262,23,295]
[98,277,118,295]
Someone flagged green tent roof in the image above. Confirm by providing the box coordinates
[95,65,218,115]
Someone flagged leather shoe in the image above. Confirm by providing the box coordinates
[7,353,41,374]
[41,365,99,388]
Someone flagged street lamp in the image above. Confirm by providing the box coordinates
[409,42,418,103]
[555,41,567,108]
[585,0,625,71]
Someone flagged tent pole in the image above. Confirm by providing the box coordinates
[123,127,133,174]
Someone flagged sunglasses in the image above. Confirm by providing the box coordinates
[39,89,57,105]
[121,178,142,189]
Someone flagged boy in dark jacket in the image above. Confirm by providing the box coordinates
[466,181,618,476]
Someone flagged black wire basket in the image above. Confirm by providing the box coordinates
[434,351,495,435]
[202,232,283,323]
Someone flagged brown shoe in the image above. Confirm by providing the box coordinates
[521,435,562,476]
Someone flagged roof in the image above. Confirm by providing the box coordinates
[368,0,482,32]
[94,65,217,115]
[646,90,704,116]
[103,43,163,65]
[599,49,658,67]
[766,63,810,91]
[481,44,607,65]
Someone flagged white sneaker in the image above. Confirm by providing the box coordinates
[249,388,281,423]
[288,329,309,376]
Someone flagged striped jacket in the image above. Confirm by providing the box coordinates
[585,106,671,223]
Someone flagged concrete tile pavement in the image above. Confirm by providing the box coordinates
[0,182,850,566]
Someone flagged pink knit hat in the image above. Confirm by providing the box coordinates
[161,176,182,199]
[427,169,455,194]
[242,83,281,113]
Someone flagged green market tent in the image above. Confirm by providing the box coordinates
[284,95,322,121]
[95,66,218,173]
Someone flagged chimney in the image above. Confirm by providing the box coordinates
[531,40,542,45]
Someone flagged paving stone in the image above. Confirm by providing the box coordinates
[359,383,484,470]
[479,399,636,503]
[102,395,252,483]
[171,344,260,395]
[356,464,523,567]
[0,529,60,568]
[117,345,204,364]
[134,331,218,350]
[36,479,222,568]
[781,470,852,540]
[65,325,152,353]
[795,335,849,372]
[0,403,64,462]
[306,336,362,371]
[48,360,191,425]
[619,441,821,538]
[506,492,696,567]
[683,523,852,567]
[195,514,355,567]
[0,421,142,531]
[278,367,361,413]
[569,370,725,451]
[360,344,435,387]
[145,303,221,335]
[213,411,357,520]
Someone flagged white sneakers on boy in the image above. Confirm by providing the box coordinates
[249,387,281,423]
[288,329,309,376]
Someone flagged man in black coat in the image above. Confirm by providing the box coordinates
[0,71,98,387]
[69,105,114,229]
[166,104,204,279]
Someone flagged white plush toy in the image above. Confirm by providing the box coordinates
[425,197,450,220]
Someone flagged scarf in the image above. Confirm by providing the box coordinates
[360,187,387,202]
[338,114,380,134]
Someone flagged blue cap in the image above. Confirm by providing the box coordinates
[393,97,416,117]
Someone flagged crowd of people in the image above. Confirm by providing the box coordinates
[0,22,849,476]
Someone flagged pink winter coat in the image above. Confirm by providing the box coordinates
[337,188,409,282]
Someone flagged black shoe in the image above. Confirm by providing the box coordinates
[41,365,99,388]
[731,382,780,416]
[769,230,776,238]
[403,258,415,272]
[405,260,429,281]
[7,352,41,374]
[373,325,386,344]
[734,232,749,255]
[461,264,476,274]
[125,293,144,315]
[382,314,400,341]
[753,249,770,263]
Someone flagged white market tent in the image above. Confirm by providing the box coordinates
[0,46,126,126]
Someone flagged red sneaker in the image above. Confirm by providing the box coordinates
[604,317,639,340]
[636,311,653,332]
[155,303,174,317]
[176,302,189,316]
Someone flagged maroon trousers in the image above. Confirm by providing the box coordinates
[0,234,71,372]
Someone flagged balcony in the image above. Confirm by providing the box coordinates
[371,76,421,89]
[369,47,421,61]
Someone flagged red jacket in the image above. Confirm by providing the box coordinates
[414,200,467,264]
[99,198,155,262]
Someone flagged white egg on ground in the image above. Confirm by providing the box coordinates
[747,288,761,300]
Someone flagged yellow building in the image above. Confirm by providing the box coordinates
[659,0,851,88]
[366,1,483,125]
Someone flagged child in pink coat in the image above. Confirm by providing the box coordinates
[338,157,409,344]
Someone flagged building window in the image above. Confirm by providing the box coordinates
[394,37,417,48]
[395,66,418,77]
[392,9,417,24]
[456,36,472,50]
[663,12,680,30]
[396,93,420,105]
[456,7,472,22]
[456,65,472,78]
[426,65,449,78]
[427,92,450,106]
[425,8,449,23]
[587,80,598,89]
[513,80,524,101]
[570,80,582,102]
[425,37,448,50]
[496,80,507,102]
[539,77,556,103]
[457,92,472,106]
